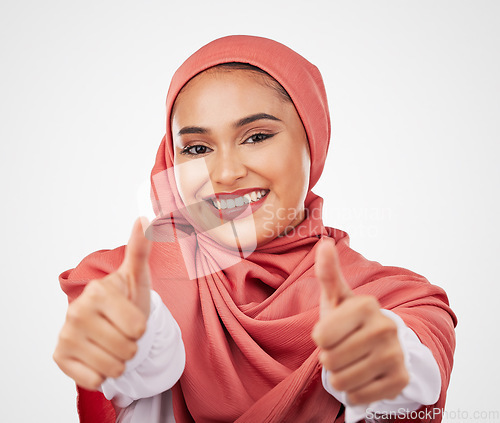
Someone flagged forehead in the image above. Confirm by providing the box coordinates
[179,67,280,98]
[171,69,289,124]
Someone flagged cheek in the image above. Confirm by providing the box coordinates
[265,144,310,206]
[173,157,211,206]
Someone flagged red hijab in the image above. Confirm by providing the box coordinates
[61,35,456,422]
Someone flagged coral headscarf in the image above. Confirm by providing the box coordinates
[60,35,456,422]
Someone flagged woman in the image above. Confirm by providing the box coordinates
[54,35,456,422]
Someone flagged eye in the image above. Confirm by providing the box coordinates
[243,133,275,144]
[180,144,213,156]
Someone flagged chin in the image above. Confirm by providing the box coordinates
[203,214,280,253]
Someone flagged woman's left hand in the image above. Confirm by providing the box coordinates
[312,239,409,405]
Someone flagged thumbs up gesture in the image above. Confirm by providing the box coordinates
[312,239,409,405]
[53,218,152,390]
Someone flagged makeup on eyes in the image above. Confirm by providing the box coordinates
[179,132,276,156]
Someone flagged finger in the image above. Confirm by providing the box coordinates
[67,338,127,380]
[318,326,372,372]
[345,368,409,405]
[78,279,147,340]
[85,317,139,362]
[315,238,352,307]
[119,217,152,290]
[312,297,365,349]
[55,357,105,391]
[54,325,126,388]
[317,297,388,370]
[98,282,147,340]
[326,350,388,393]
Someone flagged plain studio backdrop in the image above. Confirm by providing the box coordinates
[1,1,498,421]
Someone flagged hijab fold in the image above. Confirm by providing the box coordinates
[60,35,456,422]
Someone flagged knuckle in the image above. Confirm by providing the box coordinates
[84,280,106,303]
[110,361,126,378]
[132,318,147,339]
[390,343,405,362]
[373,317,398,340]
[386,391,398,400]
[386,386,402,400]
[52,350,63,366]
[322,350,338,370]
[384,372,410,400]
[312,326,326,347]
[58,327,78,347]
[65,305,83,325]
[106,272,128,292]
[357,295,379,313]
[347,391,363,405]
[328,373,339,391]
[395,348,406,365]
[378,344,403,368]
[397,369,410,389]
[382,317,398,335]
[329,372,347,391]
[125,342,138,360]
[134,325,146,340]
[86,373,105,391]
[57,327,69,343]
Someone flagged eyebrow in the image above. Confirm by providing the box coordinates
[234,113,282,128]
[177,126,209,136]
[177,113,282,136]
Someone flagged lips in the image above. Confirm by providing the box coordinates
[203,188,270,221]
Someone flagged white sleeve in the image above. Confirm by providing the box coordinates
[321,309,441,423]
[100,290,186,409]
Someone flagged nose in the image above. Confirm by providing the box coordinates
[209,146,247,187]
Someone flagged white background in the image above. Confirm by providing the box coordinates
[1,1,499,421]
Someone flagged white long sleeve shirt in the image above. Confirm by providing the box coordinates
[101,291,440,423]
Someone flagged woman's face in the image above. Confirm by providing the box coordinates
[171,69,310,249]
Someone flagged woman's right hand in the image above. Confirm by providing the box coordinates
[53,218,152,391]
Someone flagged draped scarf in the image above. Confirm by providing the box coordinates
[60,35,456,422]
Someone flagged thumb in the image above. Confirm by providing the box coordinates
[119,217,152,294]
[315,238,352,309]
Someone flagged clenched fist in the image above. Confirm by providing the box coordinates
[312,238,409,405]
[53,218,152,390]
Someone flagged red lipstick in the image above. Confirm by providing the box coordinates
[203,188,270,222]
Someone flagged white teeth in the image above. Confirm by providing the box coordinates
[212,190,269,210]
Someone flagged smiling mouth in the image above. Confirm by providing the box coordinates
[210,189,269,210]
[201,189,270,222]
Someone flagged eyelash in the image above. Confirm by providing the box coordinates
[180,132,275,156]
